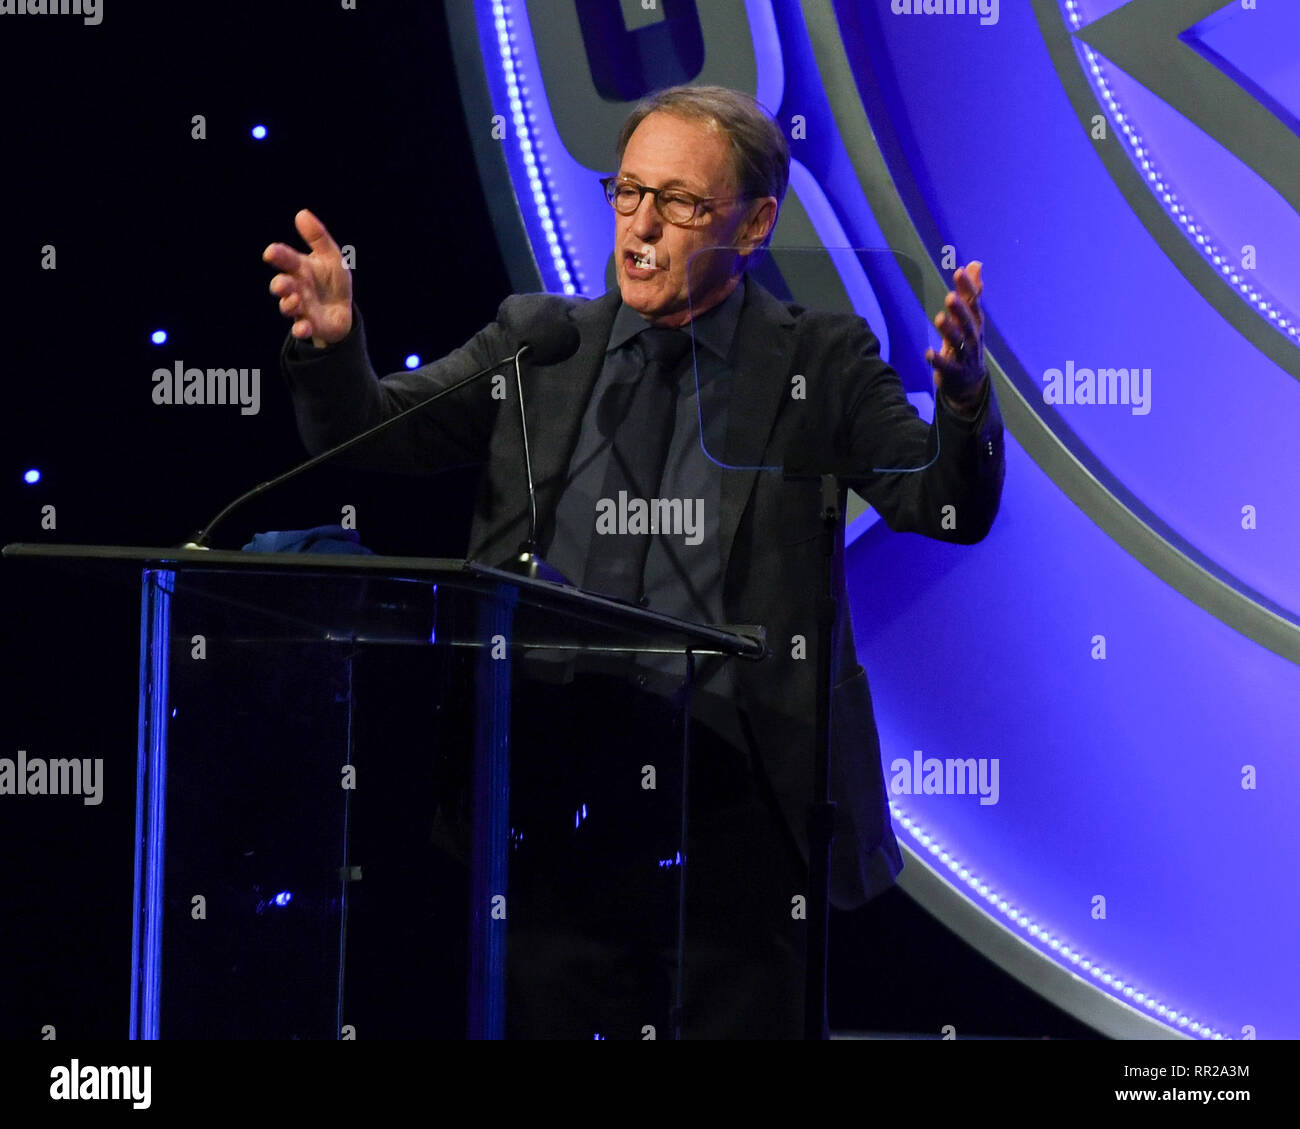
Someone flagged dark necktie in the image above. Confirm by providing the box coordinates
[582,326,693,602]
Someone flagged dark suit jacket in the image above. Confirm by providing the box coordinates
[281,274,1005,908]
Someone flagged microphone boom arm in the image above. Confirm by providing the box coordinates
[186,347,529,549]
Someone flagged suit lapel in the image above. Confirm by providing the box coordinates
[524,288,621,535]
[718,277,796,572]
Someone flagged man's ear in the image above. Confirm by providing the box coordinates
[739,196,778,254]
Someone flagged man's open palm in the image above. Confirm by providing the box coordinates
[263,209,353,347]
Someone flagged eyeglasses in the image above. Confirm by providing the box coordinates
[600,176,760,227]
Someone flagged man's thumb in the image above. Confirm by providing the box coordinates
[295,208,334,253]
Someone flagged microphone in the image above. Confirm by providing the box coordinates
[183,310,581,550]
[503,309,580,367]
[496,301,581,584]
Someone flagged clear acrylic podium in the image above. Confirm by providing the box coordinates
[2,544,766,1040]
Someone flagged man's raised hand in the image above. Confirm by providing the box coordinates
[263,209,354,348]
[925,260,987,416]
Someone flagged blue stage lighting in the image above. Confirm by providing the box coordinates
[251,125,268,140]
[23,468,40,484]
[150,330,167,345]
[404,354,421,369]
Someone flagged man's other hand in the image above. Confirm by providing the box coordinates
[926,260,987,416]
[263,209,354,348]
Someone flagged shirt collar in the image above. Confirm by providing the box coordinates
[606,273,748,360]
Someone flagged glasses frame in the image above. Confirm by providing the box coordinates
[599,175,762,227]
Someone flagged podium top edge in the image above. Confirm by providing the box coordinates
[2,543,767,658]
[2,542,467,574]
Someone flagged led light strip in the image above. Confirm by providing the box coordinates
[892,801,1228,1038]
[490,0,582,294]
[1061,0,1298,345]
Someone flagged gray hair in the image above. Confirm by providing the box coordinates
[615,85,788,256]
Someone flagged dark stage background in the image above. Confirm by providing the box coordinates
[0,0,1095,1040]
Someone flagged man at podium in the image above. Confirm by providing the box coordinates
[264,84,1004,1038]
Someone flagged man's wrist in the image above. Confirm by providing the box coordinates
[291,309,357,357]
[942,376,988,419]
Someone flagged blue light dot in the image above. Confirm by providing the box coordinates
[251,125,268,140]
[151,329,168,346]
[273,890,292,907]
[23,468,40,485]
[404,354,421,369]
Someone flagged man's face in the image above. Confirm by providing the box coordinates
[613,112,776,328]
